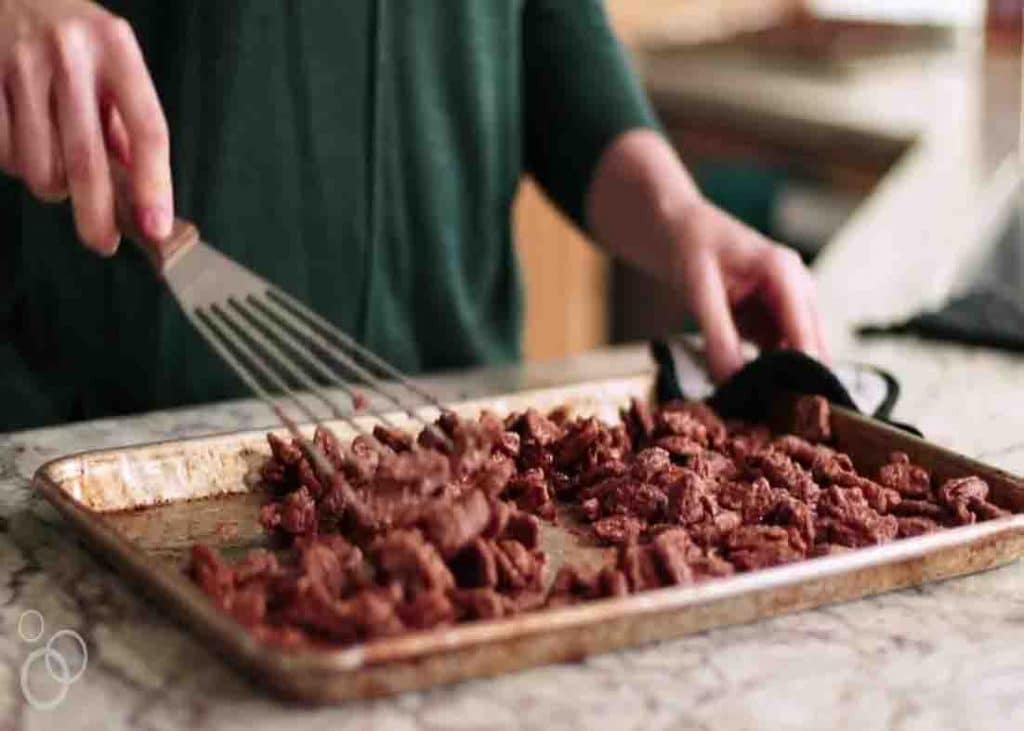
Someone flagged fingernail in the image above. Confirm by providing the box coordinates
[140,206,172,239]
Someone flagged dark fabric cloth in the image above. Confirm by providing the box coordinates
[858,287,1024,353]
[0,0,657,431]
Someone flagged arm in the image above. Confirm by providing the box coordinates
[0,0,172,253]
[586,129,828,381]
[521,0,826,381]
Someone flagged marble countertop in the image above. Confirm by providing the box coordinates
[2,339,1024,730]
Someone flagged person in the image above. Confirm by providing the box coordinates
[0,0,827,432]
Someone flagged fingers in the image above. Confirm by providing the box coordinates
[98,17,172,240]
[5,40,66,201]
[760,246,825,361]
[684,249,744,382]
[52,23,118,255]
[0,87,11,175]
[102,102,131,168]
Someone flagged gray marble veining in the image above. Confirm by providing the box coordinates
[1,341,1023,731]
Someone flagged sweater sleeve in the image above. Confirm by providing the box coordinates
[522,0,660,229]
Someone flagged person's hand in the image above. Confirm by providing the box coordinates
[0,0,172,254]
[673,199,829,381]
[586,130,828,383]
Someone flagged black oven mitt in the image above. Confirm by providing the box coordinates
[650,340,921,437]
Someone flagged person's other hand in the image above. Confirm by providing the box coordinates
[673,199,829,381]
[0,0,172,254]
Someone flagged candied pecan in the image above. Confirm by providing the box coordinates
[452,588,507,621]
[688,509,742,548]
[618,543,663,592]
[769,496,816,547]
[343,435,381,483]
[690,448,740,482]
[849,477,901,514]
[295,458,325,499]
[419,489,493,558]
[718,477,778,524]
[878,452,931,498]
[471,456,515,498]
[483,497,511,539]
[727,422,773,450]
[581,496,601,521]
[397,592,456,629]
[299,542,346,603]
[598,567,630,597]
[688,551,736,580]
[672,401,728,446]
[517,440,554,472]
[600,480,668,522]
[937,477,990,524]
[890,499,949,522]
[725,525,804,570]
[450,537,498,589]
[549,564,599,600]
[793,395,831,442]
[375,448,451,496]
[260,459,287,489]
[505,468,554,518]
[574,461,623,492]
[593,514,646,545]
[970,499,1011,521]
[744,449,819,502]
[815,513,898,547]
[234,549,281,586]
[553,418,603,469]
[508,409,562,447]
[282,586,406,642]
[503,511,542,550]
[656,435,703,463]
[665,471,717,526]
[772,435,819,465]
[372,530,455,599]
[259,502,282,532]
[494,431,521,458]
[493,539,546,592]
[621,397,655,448]
[191,544,234,607]
[651,528,696,586]
[229,586,267,627]
[279,487,317,535]
[897,516,941,538]
[313,426,346,470]
[267,432,303,467]
[654,409,709,447]
[631,447,673,482]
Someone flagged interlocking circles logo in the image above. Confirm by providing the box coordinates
[17,610,88,710]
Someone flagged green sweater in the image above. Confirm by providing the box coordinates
[0,0,656,431]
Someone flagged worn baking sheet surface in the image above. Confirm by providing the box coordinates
[33,375,1024,703]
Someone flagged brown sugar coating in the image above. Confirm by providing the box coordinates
[190,396,1009,649]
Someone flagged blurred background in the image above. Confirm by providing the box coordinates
[515,0,1022,360]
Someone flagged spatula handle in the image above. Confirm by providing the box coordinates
[111,164,199,276]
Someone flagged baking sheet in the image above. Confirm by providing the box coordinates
[33,375,1024,703]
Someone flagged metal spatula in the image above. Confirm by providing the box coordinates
[115,174,451,491]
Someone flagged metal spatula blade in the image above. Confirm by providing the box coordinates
[116,178,453,495]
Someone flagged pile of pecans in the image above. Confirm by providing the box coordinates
[190,395,1010,649]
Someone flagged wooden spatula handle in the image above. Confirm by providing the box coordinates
[111,164,198,276]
